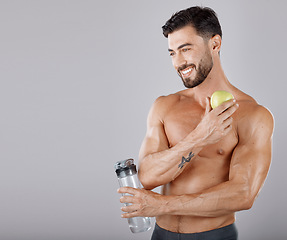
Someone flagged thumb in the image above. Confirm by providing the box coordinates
[205,97,212,114]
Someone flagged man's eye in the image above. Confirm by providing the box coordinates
[169,52,175,57]
[182,48,190,52]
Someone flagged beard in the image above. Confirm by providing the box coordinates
[178,50,213,89]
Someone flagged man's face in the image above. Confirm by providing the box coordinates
[168,25,213,88]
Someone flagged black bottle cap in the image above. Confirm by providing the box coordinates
[114,159,137,178]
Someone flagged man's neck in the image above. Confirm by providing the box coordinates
[191,59,233,108]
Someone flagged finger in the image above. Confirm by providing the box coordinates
[214,99,237,115]
[219,103,239,120]
[222,116,233,129]
[221,117,233,131]
[121,210,140,219]
[121,204,140,213]
[223,123,233,134]
[217,119,233,135]
[205,97,212,114]
[120,195,136,204]
[218,125,232,138]
[117,187,137,195]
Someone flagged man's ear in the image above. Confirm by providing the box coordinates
[210,34,222,53]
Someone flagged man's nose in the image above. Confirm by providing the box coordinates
[173,53,187,70]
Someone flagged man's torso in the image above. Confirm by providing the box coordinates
[156,89,254,233]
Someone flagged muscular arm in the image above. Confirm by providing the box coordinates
[138,96,238,190]
[138,96,203,189]
[119,105,274,218]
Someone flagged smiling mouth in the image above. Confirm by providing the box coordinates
[180,66,195,78]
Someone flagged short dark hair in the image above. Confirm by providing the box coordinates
[162,6,222,40]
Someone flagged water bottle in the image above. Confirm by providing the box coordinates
[115,159,151,233]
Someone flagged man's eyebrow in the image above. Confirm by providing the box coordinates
[168,43,193,52]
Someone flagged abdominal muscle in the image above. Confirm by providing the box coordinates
[156,212,235,233]
[156,154,236,233]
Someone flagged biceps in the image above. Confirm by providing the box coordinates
[229,142,272,197]
[139,125,169,160]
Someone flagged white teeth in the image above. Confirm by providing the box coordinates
[182,68,192,74]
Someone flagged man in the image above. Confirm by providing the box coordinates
[118,6,274,240]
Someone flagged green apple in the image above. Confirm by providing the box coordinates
[210,90,234,109]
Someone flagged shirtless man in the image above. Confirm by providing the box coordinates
[118,6,274,240]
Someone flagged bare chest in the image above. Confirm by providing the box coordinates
[166,103,237,171]
[162,101,239,195]
[163,101,238,156]
[164,104,203,147]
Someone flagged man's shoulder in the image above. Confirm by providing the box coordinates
[148,92,186,122]
[154,89,192,105]
[153,93,181,108]
[236,99,274,137]
[237,98,273,121]
[147,94,179,122]
[233,89,273,121]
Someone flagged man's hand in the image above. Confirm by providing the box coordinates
[191,98,239,147]
[118,187,165,218]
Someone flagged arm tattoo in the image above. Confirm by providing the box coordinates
[178,151,195,169]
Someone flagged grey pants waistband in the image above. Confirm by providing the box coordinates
[151,223,238,240]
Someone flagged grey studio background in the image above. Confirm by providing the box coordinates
[0,0,286,239]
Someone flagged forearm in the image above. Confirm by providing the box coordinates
[139,130,204,190]
[163,180,252,217]
[118,179,254,219]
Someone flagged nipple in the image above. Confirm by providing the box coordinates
[217,148,224,155]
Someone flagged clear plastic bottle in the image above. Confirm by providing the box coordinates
[115,159,151,233]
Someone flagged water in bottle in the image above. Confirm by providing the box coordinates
[115,159,151,233]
